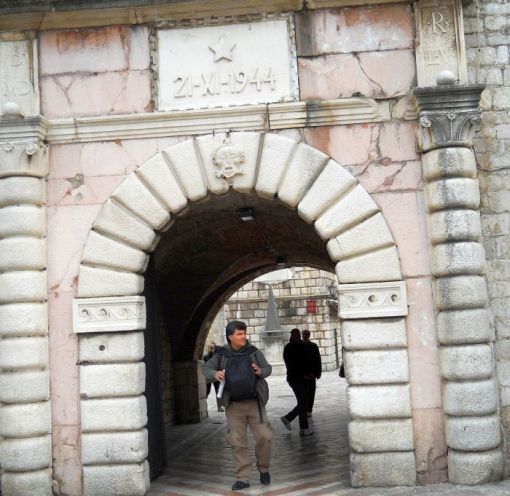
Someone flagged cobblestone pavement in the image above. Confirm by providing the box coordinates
[148,371,510,496]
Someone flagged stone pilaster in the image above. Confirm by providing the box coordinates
[73,296,150,496]
[0,115,52,495]
[415,82,504,484]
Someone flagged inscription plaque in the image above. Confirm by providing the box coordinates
[156,18,298,110]
[415,0,467,86]
[0,40,39,115]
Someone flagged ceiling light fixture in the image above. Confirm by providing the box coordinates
[237,207,255,222]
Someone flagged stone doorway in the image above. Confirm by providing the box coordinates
[73,131,414,495]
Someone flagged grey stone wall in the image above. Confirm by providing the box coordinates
[464,0,510,469]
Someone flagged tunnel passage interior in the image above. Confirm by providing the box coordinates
[151,191,335,362]
[143,190,338,478]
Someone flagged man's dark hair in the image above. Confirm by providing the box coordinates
[225,320,247,341]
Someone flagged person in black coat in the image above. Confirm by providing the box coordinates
[280,328,313,435]
[302,329,322,416]
[203,342,224,412]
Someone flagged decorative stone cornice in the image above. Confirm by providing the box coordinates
[73,296,146,333]
[0,116,49,178]
[337,281,408,319]
[414,84,484,151]
[45,97,391,145]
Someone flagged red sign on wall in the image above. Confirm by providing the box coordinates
[306,300,317,314]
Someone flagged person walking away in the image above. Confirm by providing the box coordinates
[202,320,272,491]
[203,341,224,412]
[302,330,322,417]
[280,328,313,435]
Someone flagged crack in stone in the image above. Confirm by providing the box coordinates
[353,52,385,96]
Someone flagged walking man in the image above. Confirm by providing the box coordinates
[281,328,313,435]
[302,329,322,417]
[202,320,273,491]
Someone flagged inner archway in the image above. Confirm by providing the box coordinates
[73,131,414,495]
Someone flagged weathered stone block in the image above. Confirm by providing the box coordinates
[341,318,407,350]
[81,396,147,432]
[0,370,49,403]
[81,363,146,398]
[162,140,206,202]
[298,160,356,223]
[345,350,409,384]
[1,468,52,496]
[0,238,45,272]
[336,246,402,283]
[111,174,170,230]
[0,336,48,370]
[446,415,501,451]
[82,429,148,464]
[326,213,394,261]
[0,271,47,304]
[431,242,486,277]
[434,276,488,310]
[349,419,414,452]
[0,302,47,337]
[278,142,328,209]
[440,344,493,380]
[79,332,144,363]
[256,133,296,199]
[437,308,493,344]
[77,266,144,298]
[429,209,481,244]
[448,449,504,484]
[350,452,416,487]
[0,177,45,207]
[135,152,188,213]
[422,147,477,180]
[0,205,45,238]
[315,184,379,240]
[93,200,156,252]
[0,401,51,437]
[444,379,498,416]
[83,461,150,496]
[427,178,480,211]
[0,435,51,471]
[348,385,412,418]
[81,231,148,273]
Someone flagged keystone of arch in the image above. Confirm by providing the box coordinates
[74,131,405,324]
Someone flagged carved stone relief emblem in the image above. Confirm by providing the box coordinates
[213,137,245,180]
[337,281,408,319]
[73,296,146,333]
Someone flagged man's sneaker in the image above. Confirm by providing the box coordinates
[280,416,292,430]
[300,427,314,436]
[232,480,250,491]
[260,472,271,485]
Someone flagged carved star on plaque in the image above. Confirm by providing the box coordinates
[209,35,236,62]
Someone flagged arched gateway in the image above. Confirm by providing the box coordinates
[73,131,414,495]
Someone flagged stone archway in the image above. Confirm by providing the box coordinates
[72,131,414,495]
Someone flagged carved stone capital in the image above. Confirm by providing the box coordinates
[73,296,146,333]
[414,85,484,151]
[337,281,408,320]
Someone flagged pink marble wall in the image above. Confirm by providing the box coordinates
[39,26,152,118]
[296,5,416,100]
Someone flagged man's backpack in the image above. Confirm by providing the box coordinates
[223,345,258,402]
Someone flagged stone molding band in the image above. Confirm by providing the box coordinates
[415,84,504,484]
